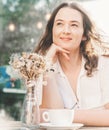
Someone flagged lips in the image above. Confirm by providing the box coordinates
[60,37,72,41]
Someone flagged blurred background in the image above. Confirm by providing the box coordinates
[0,0,109,121]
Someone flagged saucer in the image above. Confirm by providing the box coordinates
[39,123,84,130]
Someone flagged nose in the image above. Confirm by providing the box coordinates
[62,24,71,34]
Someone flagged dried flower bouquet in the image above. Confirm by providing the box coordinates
[9,52,49,125]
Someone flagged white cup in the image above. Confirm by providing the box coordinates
[42,109,74,126]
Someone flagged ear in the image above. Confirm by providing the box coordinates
[82,36,87,41]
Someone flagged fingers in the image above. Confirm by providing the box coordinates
[53,44,70,60]
[46,43,70,62]
[52,43,69,54]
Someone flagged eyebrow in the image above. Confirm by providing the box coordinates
[55,19,80,24]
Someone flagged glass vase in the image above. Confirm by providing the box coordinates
[21,76,43,127]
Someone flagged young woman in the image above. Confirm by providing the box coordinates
[34,2,109,126]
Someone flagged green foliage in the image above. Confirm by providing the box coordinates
[0,0,38,27]
[0,0,44,65]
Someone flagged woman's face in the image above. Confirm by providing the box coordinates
[52,7,85,52]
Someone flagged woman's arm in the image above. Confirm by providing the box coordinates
[40,72,64,109]
[74,107,109,126]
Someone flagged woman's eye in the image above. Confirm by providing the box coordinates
[71,24,78,27]
[56,22,63,26]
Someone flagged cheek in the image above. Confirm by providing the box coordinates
[52,35,60,47]
[72,29,84,35]
[52,32,56,43]
[52,28,56,42]
[74,30,84,41]
[53,26,62,36]
[71,31,84,46]
[52,29,60,43]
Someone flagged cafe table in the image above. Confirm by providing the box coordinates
[20,126,109,130]
[0,121,109,130]
[21,127,109,130]
[1,125,109,130]
[0,126,109,130]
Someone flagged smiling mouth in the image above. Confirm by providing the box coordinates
[60,37,72,41]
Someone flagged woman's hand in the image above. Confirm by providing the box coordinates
[46,43,70,63]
